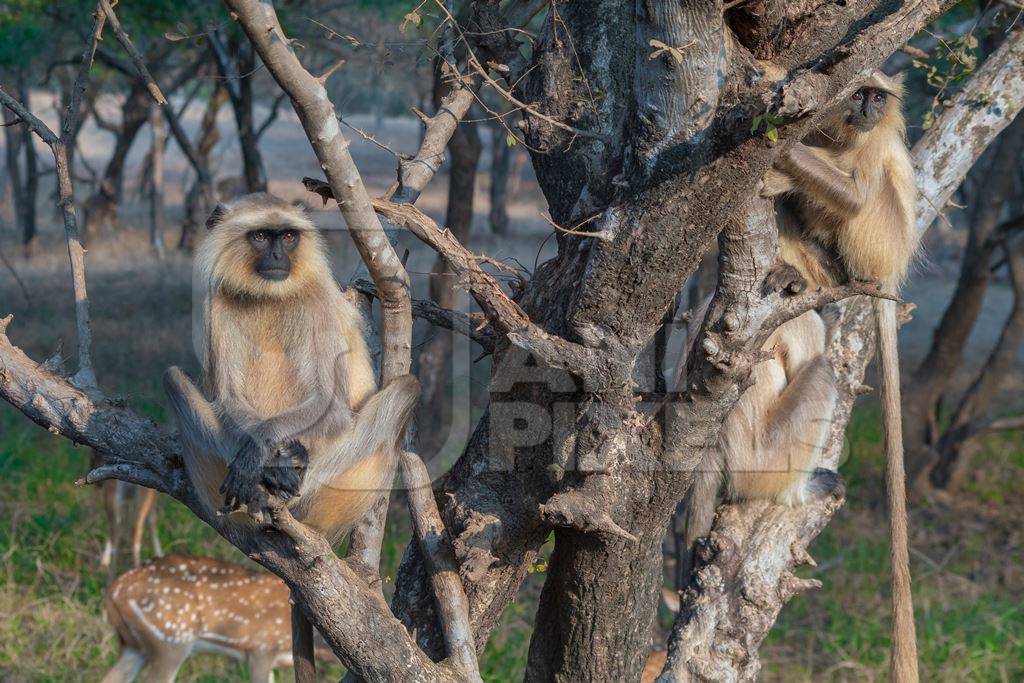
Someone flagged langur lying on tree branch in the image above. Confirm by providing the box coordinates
[164,193,419,541]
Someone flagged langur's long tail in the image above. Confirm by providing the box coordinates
[875,296,919,683]
[679,451,724,583]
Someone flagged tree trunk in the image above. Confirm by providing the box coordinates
[21,131,38,256]
[3,99,35,257]
[526,465,679,682]
[904,115,1024,484]
[930,240,1024,489]
[233,39,267,192]
[179,84,227,251]
[148,104,166,259]
[1,75,42,257]
[489,122,511,235]
[83,83,150,241]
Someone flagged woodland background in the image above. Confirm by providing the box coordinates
[0,1,1022,681]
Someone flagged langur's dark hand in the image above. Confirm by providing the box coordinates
[220,439,265,513]
[261,440,309,500]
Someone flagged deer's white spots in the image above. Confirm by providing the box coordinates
[109,557,297,671]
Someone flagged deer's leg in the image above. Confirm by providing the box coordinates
[100,648,145,683]
[131,488,157,566]
[148,498,163,557]
[247,653,275,683]
[142,646,189,683]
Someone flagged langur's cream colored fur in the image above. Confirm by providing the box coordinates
[680,73,917,571]
[766,72,918,290]
[165,193,418,543]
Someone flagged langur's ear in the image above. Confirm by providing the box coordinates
[205,203,228,231]
[867,69,904,97]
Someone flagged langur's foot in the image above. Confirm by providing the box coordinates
[807,468,845,500]
[262,440,308,500]
[764,260,806,295]
[220,441,265,514]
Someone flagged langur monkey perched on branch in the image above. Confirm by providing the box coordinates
[163,193,419,541]
[760,70,918,680]
[683,69,918,682]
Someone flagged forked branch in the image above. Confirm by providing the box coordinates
[226,1,481,679]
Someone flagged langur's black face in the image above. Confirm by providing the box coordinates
[248,228,300,281]
[846,87,889,132]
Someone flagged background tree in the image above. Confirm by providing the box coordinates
[0,1,1022,682]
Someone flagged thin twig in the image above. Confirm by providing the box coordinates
[98,0,168,105]
[0,244,31,304]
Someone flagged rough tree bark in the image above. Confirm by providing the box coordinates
[2,2,1021,682]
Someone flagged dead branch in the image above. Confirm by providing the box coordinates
[98,0,167,105]
[353,279,497,353]
[395,84,477,203]
[0,2,105,390]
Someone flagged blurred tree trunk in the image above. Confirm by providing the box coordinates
[489,121,511,235]
[83,82,150,241]
[178,84,227,251]
[930,239,1024,489]
[148,104,166,259]
[904,115,1024,488]
[2,73,39,257]
[417,73,482,454]
[208,32,267,193]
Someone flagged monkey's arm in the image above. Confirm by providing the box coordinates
[774,144,869,217]
[220,356,354,513]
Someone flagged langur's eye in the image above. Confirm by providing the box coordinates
[852,91,863,101]
[873,93,885,103]
[282,231,298,243]
[251,231,267,242]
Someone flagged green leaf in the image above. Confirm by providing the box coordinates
[750,114,764,134]
[505,132,517,147]
[766,126,779,143]
[163,31,186,42]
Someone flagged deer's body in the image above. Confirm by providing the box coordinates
[102,555,328,682]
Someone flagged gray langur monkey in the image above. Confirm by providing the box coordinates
[682,70,919,680]
[163,193,419,541]
[760,70,920,681]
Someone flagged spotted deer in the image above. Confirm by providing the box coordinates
[91,449,162,581]
[102,555,333,682]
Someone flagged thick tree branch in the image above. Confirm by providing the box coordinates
[914,27,1024,234]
